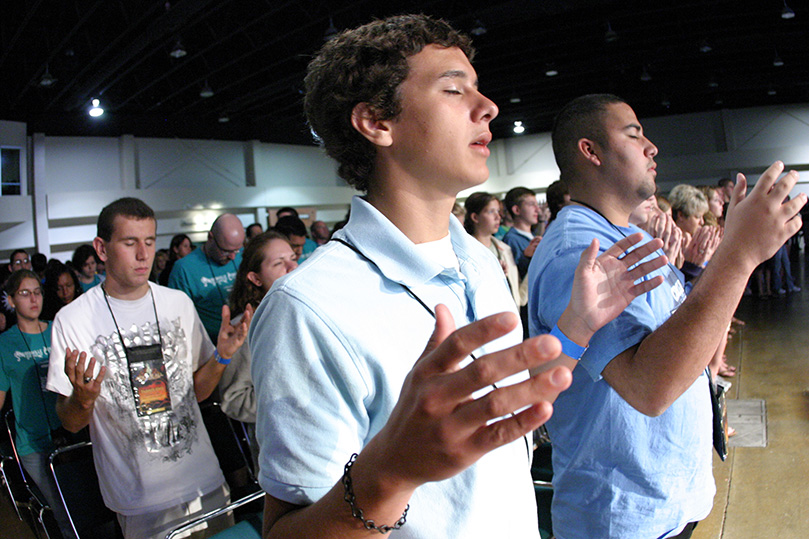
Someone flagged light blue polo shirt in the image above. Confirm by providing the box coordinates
[528,205,715,539]
[250,195,539,539]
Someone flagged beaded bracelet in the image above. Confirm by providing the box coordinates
[214,349,231,365]
[342,453,409,534]
[550,323,588,360]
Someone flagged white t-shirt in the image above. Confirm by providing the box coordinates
[47,283,224,515]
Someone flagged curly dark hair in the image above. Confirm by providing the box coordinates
[228,231,292,317]
[304,14,474,193]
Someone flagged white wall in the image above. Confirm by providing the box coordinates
[3,101,809,261]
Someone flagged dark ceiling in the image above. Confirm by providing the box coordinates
[2,0,808,146]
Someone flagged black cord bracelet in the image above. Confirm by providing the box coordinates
[342,453,409,534]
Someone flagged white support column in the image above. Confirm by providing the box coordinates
[31,133,51,257]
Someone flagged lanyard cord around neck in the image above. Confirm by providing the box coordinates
[331,237,531,459]
[101,284,164,355]
[205,252,237,305]
[15,322,60,432]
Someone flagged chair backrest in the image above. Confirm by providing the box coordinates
[199,402,259,500]
[49,441,120,539]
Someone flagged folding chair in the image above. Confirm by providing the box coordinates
[199,402,261,503]
[49,441,122,539]
[164,489,264,539]
[4,408,54,539]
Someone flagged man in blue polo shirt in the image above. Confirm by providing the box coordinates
[529,93,806,538]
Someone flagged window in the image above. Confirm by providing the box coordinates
[1,148,22,196]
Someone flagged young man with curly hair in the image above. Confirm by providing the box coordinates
[250,16,667,538]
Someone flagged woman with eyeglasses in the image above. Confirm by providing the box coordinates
[41,261,83,321]
[0,269,77,538]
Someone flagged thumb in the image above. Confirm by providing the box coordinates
[220,304,232,327]
[729,173,748,211]
[420,304,456,358]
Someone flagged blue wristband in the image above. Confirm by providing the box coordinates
[214,349,231,365]
[550,324,588,360]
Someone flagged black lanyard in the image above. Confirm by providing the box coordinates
[101,284,164,356]
[14,322,59,432]
[331,237,531,459]
[205,255,238,305]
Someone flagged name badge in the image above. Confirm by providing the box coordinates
[127,344,172,416]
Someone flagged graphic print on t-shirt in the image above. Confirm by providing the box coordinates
[88,316,198,462]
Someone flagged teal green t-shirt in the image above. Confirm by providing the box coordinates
[0,322,61,455]
[167,247,241,342]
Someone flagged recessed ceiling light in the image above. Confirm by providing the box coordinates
[513,120,525,134]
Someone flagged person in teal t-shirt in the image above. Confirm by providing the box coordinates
[0,269,76,539]
[168,214,244,342]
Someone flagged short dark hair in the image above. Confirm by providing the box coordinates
[463,192,498,235]
[274,215,307,238]
[504,187,536,219]
[275,207,299,219]
[717,177,733,188]
[552,94,627,184]
[546,180,569,221]
[304,14,474,193]
[10,249,28,261]
[72,244,98,270]
[246,223,263,239]
[97,197,155,241]
[31,253,47,273]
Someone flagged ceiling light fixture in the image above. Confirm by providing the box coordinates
[545,64,559,77]
[218,113,229,123]
[604,21,618,43]
[768,87,777,96]
[39,66,57,87]
[513,121,525,134]
[640,66,652,82]
[169,39,187,59]
[200,81,214,98]
[470,19,487,36]
[708,76,719,88]
[509,96,521,104]
[773,50,784,67]
[781,1,795,19]
[88,98,104,117]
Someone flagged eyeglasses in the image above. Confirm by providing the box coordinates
[15,288,42,298]
[212,235,242,255]
[11,258,30,266]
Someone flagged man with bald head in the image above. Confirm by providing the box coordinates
[169,213,244,342]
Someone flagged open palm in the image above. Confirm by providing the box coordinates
[569,233,667,335]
